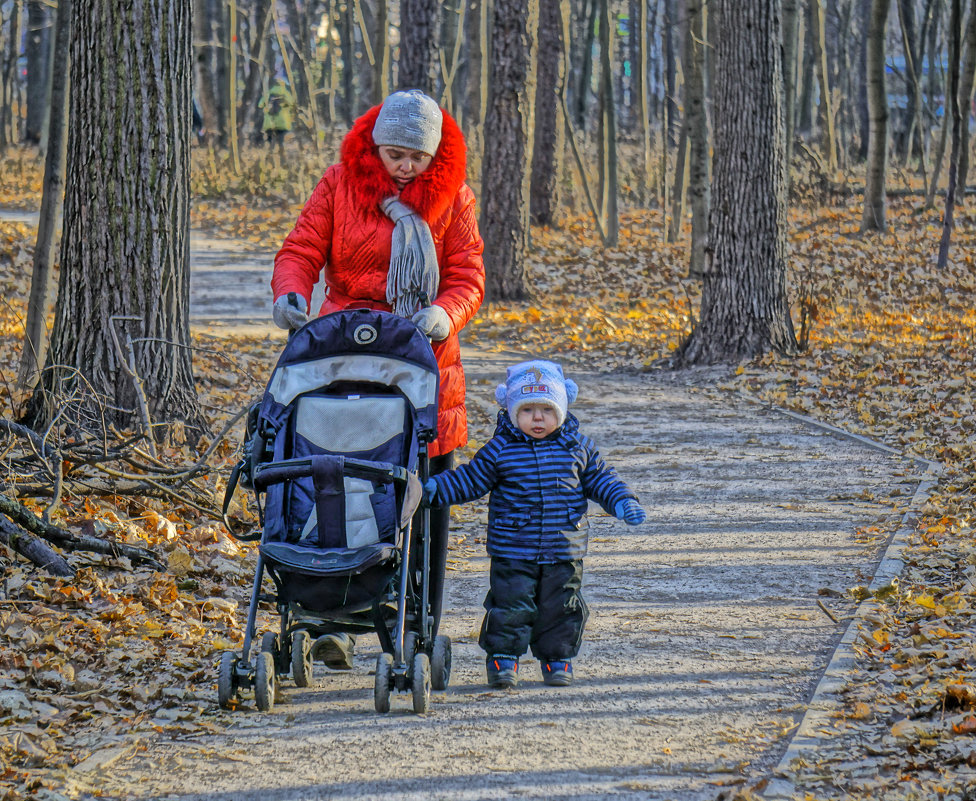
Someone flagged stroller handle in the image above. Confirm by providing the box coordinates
[253,455,409,490]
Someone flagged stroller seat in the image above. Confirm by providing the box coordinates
[260,539,397,577]
[256,390,422,613]
[273,393,409,552]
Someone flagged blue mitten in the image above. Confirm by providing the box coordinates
[423,478,438,506]
[614,499,645,526]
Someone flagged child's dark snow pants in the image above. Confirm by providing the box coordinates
[479,556,589,661]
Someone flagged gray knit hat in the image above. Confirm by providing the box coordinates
[372,90,443,156]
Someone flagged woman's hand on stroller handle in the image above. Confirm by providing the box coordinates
[273,292,309,331]
[411,304,450,341]
[422,478,438,506]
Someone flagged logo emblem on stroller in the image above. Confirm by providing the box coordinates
[353,324,378,345]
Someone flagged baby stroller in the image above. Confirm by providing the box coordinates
[219,307,452,714]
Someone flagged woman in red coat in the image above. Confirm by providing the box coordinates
[271,89,485,669]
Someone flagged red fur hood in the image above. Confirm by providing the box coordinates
[339,104,468,225]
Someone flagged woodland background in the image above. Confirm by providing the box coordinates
[0,0,975,798]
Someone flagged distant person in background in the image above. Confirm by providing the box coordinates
[191,99,205,146]
[259,78,294,155]
[270,89,485,670]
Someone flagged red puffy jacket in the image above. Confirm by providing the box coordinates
[271,105,486,457]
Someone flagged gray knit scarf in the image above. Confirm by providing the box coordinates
[381,196,439,318]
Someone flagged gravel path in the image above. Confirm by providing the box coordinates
[90,346,918,801]
[0,216,918,799]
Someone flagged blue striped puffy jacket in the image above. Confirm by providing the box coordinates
[431,411,638,562]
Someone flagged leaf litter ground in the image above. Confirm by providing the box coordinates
[1,154,975,799]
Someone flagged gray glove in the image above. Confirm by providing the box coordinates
[273,292,308,331]
[411,304,450,341]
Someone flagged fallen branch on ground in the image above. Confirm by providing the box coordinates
[1,407,247,521]
[0,491,165,571]
[0,514,73,576]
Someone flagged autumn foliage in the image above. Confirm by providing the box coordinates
[0,150,975,798]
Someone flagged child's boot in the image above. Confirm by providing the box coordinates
[486,656,519,688]
[541,660,573,686]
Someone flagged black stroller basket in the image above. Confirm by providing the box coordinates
[219,309,450,714]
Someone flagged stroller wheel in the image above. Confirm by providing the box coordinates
[411,651,431,714]
[254,651,276,712]
[291,630,313,687]
[431,635,452,691]
[217,650,239,709]
[260,632,281,673]
[374,652,394,714]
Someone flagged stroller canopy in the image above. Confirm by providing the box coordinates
[262,309,440,439]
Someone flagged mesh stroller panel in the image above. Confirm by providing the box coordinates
[282,394,408,549]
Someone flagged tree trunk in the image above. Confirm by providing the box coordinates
[480,0,537,301]
[598,0,618,245]
[461,0,489,132]
[24,0,51,145]
[663,0,678,144]
[18,0,72,390]
[860,0,890,232]
[894,0,921,164]
[279,0,312,137]
[955,0,976,200]
[34,0,203,437]
[371,0,390,104]
[440,0,469,122]
[937,0,963,270]
[212,0,229,145]
[338,2,354,124]
[573,0,597,129]
[352,0,374,116]
[675,0,797,366]
[834,0,856,166]
[782,0,800,180]
[925,81,952,207]
[797,6,815,138]
[924,0,943,148]
[226,0,240,172]
[625,0,640,132]
[915,0,937,155]
[0,0,23,151]
[398,0,440,94]
[668,119,688,243]
[855,0,872,161]
[530,0,565,226]
[659,0,672,227]
[637,0,654,204]
[812,0,838,170]
[320,0,339,125]
[241,0,273,147]
[193,0,219,146]
[685,0,710,278]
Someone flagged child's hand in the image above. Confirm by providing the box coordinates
[614,499,645,526]
[423,478,438,506]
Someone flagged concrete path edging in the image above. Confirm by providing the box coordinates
[759,405,941,799]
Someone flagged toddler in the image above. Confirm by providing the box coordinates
[425,360,644,688]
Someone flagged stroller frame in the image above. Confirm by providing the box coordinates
[219,309,451,714]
